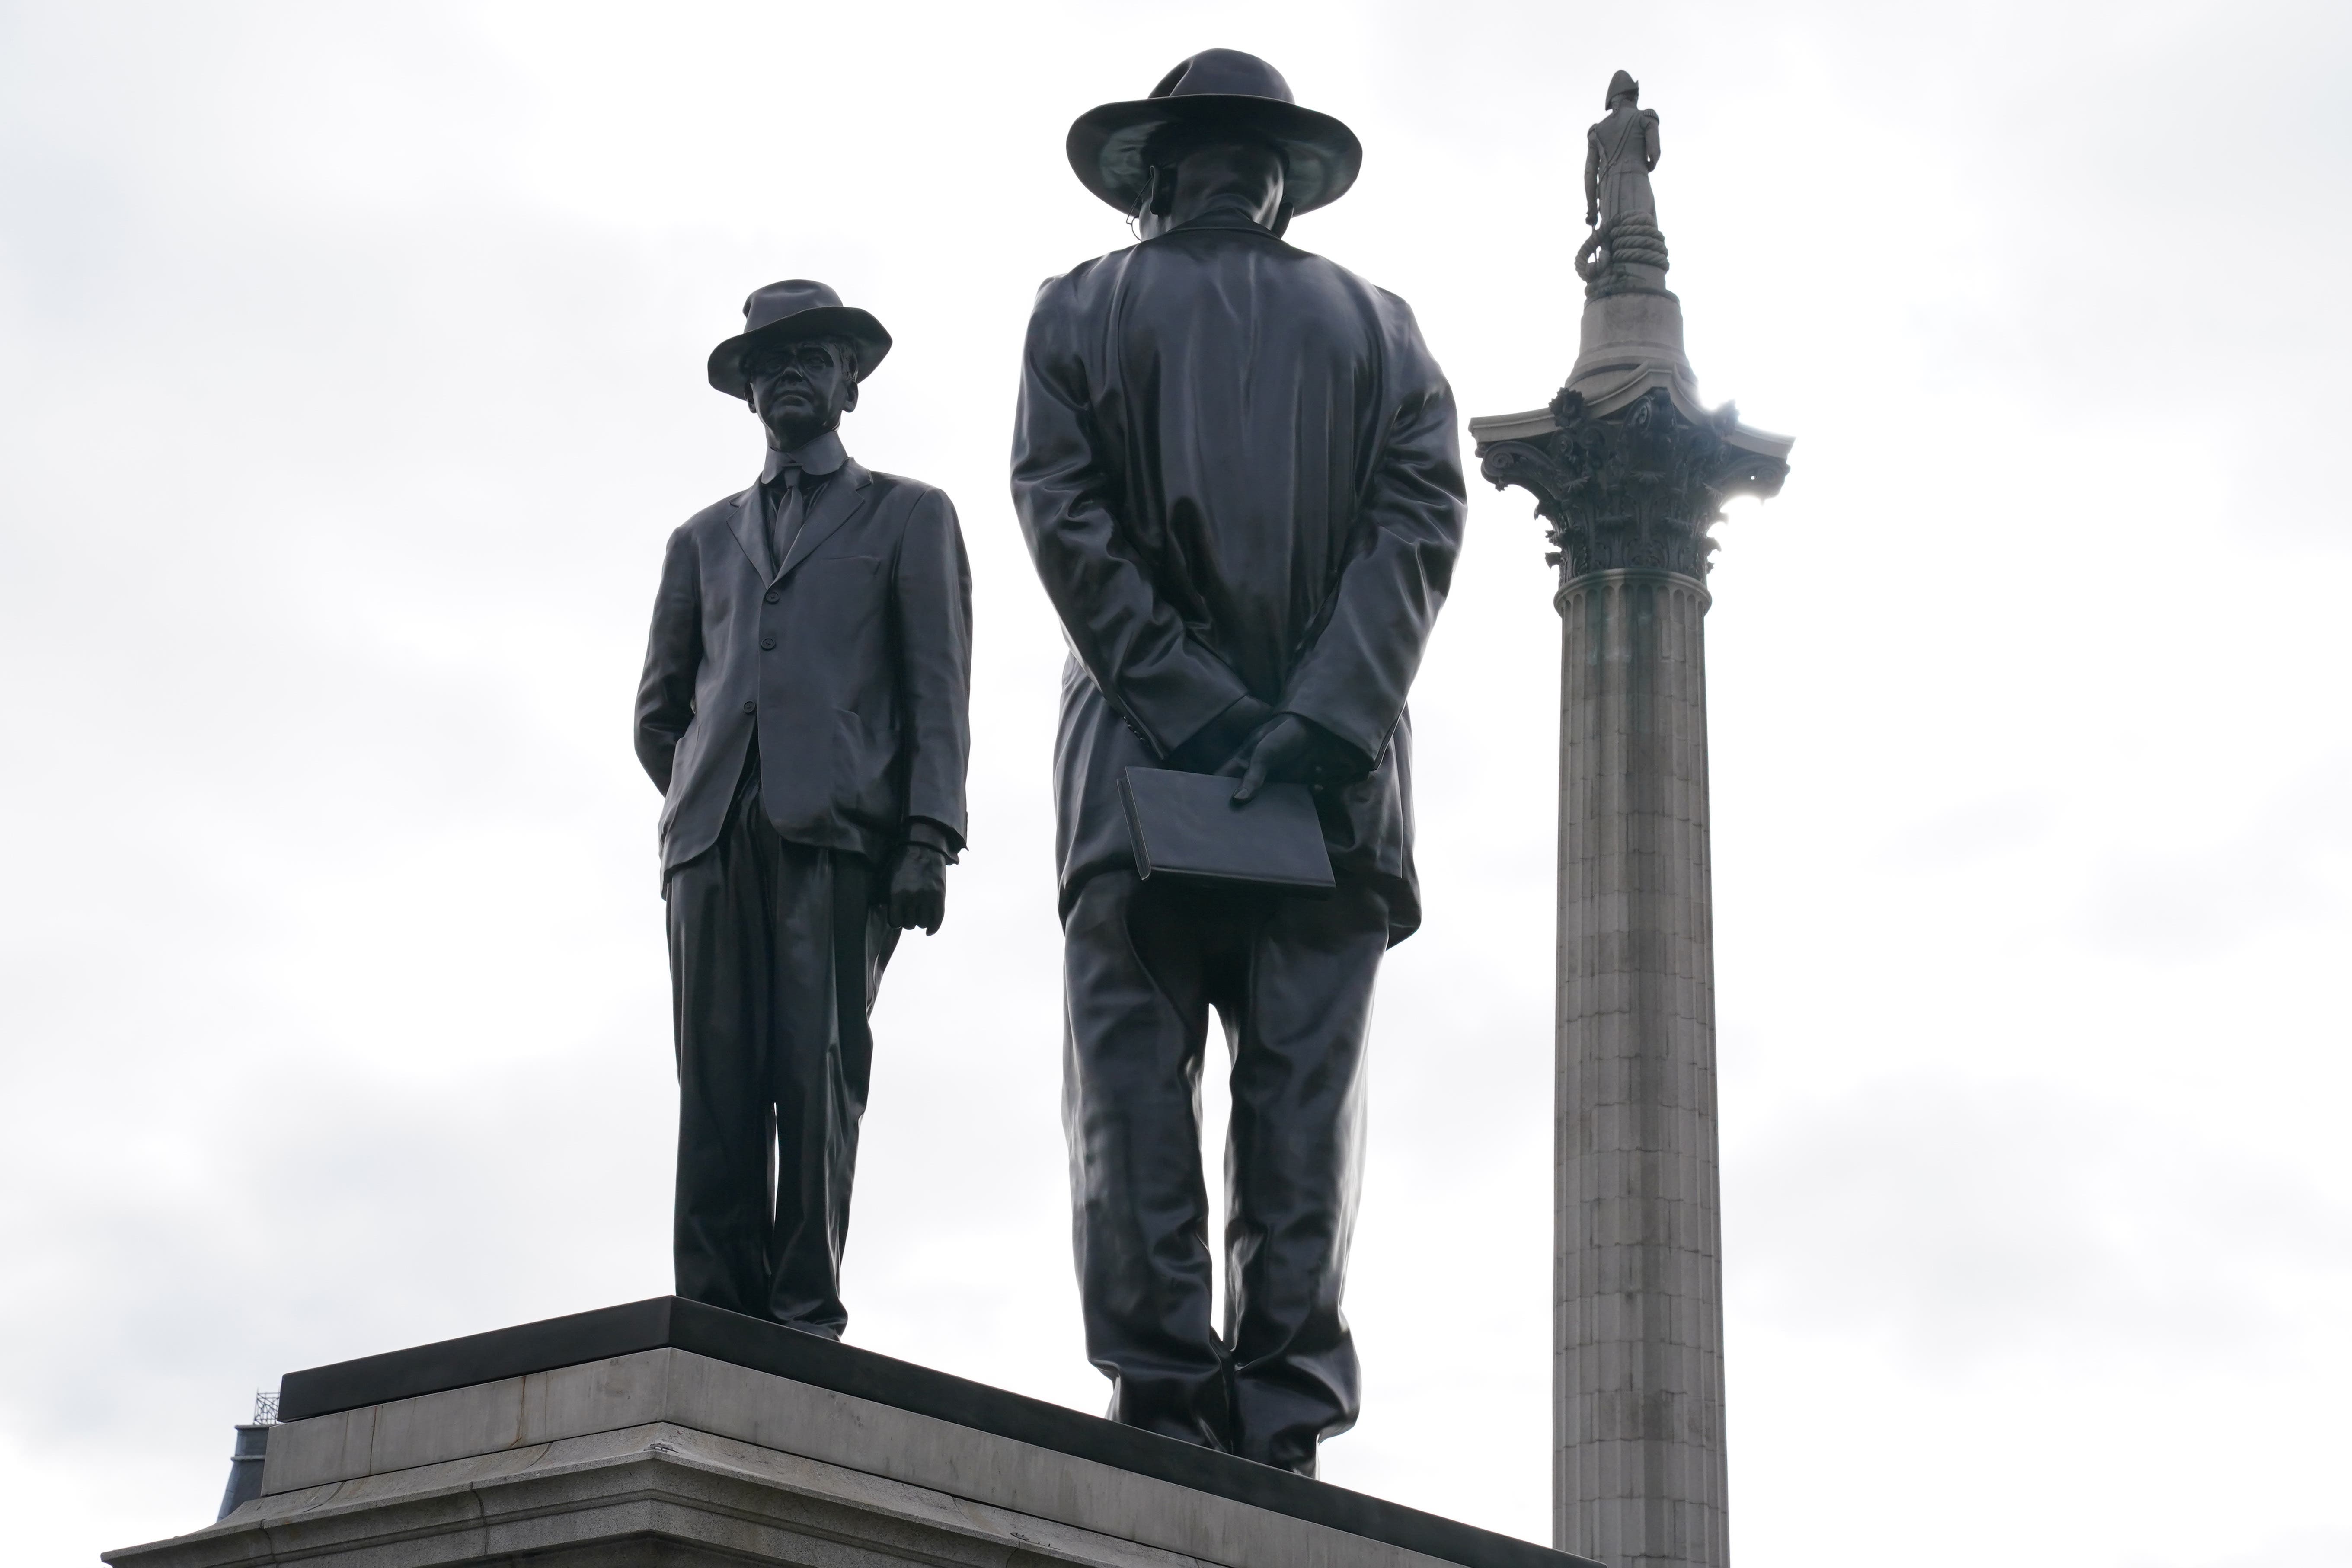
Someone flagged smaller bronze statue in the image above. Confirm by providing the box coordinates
[635,280,973,1337]
[1577,70,1669,294]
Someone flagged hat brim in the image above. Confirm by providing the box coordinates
[707,306,892,399]
[1066,95,1362,218]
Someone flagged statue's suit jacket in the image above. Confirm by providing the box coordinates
[635,458,972,874]
[1011,214,1465,942]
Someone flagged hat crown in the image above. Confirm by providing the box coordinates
[1605,69,1639,106]
[708,279,890,398]
[1149,49,1295,106]
[1064,51,1359,219]
[743,279,845,335]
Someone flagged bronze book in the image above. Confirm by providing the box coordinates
[1117,767,1336,896]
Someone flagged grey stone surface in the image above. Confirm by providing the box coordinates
[1563,291,1697,420]
[1467,293,1697,441]
[1466,269,1789,461]
[113,1421,1216,1568]
[1554,572,1727,1568]
[105,1350,1498,1568]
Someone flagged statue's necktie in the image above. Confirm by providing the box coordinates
[767,466,806,576]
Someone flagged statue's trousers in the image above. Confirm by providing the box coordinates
[1061,869,1387,1475]
[666,753,898,1335]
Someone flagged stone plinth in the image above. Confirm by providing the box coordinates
[1470,283,1788,1568]
[105,1298,1598,1568]
[1567,290,1700,420]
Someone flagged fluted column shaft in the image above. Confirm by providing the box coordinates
[1554,568,1725,1568]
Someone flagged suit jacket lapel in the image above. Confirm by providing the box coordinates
[777,460,872,580]
[726,485,776,583]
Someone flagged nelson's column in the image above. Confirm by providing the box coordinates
[1469,70,1792,1568]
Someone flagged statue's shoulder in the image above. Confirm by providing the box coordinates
[676,489,748,540]
[1024,249,1150,356]
[1311,252,1419,324]
[1370,282,1439,356]
[859,467,949,510]
[1032,248,1132,307]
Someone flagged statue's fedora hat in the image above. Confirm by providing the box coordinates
[1067,49,1362,218]
[707,279,892,400]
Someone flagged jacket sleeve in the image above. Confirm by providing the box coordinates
[893,486,974,848]
[1010,280,1255,759]
[633,524,702,793]
[1278,309,1467,768]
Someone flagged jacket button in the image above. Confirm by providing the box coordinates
[761,636,776,650]
[764,590,780,604]
[741,700,757,714]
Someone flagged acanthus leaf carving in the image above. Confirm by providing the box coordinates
[1475,386,1788,591]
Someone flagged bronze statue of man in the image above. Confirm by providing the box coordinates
[1013,51,1465,1474]
[1585,68,1660,231]
[636,280,972,1336]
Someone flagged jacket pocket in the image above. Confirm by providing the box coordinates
[833,706,899,830]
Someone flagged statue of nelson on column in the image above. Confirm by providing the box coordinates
[1011,50,1466,1475]
[1584,68,1659,230]
[1578,69,1670,289]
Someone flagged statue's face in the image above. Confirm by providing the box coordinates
[747,339,856,446]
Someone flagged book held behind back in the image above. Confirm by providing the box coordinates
[1117,767,1336,897]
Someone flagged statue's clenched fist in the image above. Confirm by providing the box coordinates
[886,841,948,934]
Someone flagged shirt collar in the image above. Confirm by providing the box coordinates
[761,428,848,485]
[1163,199,1278,239]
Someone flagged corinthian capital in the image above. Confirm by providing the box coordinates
[1474,386,1790,591]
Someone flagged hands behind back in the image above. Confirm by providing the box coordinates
[1220,713,1361,802]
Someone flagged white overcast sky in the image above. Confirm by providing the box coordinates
[2,2,2348,1565]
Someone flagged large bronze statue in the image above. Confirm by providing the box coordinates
[636,280,972,1336]
[1012,50,1465,1475]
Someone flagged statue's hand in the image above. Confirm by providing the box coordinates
[886,843,948,935]
[1220,714,1325,802]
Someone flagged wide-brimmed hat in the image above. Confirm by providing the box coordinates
[707,279,892,400]
[1066,49,1362,219]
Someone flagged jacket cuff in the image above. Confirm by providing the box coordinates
[1274,696,1384,778]
[1162,692,1274,773]
[904,817,963,862]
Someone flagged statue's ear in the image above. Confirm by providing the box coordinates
[841,377,860,414]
